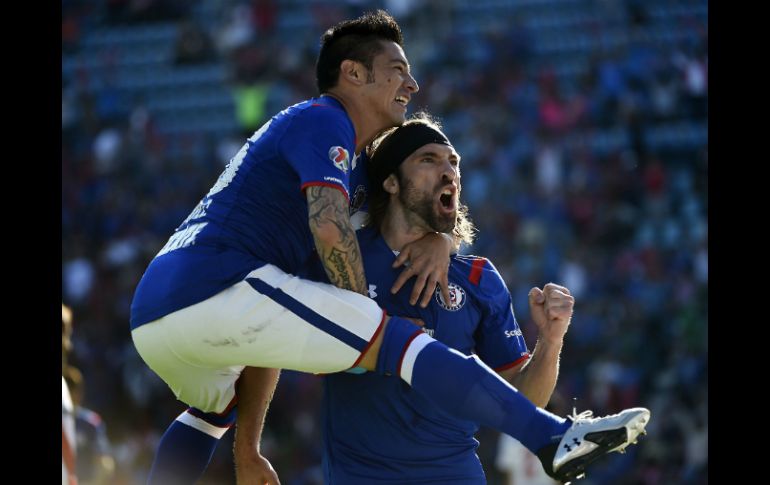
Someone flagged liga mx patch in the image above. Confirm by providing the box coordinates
[329,146,350,173]
[435,283,466,311]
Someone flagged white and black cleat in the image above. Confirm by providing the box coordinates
[537,407,651,483]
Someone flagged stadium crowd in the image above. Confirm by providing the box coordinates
[62,0,707,483]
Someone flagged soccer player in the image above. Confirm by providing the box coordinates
[130,11,649,485]
[317,115,649,483]
[132,11,445,484]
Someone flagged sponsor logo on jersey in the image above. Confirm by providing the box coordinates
[505,329,523,338]
[329,146,350,173]
[323,175,345,186]
[435,283,467,311]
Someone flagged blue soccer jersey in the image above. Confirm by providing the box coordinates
[319,227,531,484]
[130,96,365,329]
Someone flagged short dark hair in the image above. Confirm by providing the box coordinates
[316,10,404,94]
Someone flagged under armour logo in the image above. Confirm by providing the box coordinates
[368,284,378,299]
[563,438,581,452]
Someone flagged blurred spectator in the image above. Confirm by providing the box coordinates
[107,0,189,25]
[64,366,117,485]
[673,44,708,118]
[252,0,278,35]
[650,60,681,121]
[63,304,78,485]
[174,20,215,65]
[215,4,255,55]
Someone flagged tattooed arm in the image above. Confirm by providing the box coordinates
[306,186,368,295]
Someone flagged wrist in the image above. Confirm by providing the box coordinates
[235,447,262,460]
[537,336,565,350]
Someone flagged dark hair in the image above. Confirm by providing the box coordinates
[366,113,477,249]
[316,10,403,94]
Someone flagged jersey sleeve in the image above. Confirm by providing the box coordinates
[279,105,356,200]
[469,257,531,371]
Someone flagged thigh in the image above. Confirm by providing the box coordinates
[132,264,385,407]
[131,323,244,413]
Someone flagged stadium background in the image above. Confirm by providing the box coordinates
[61,0,707,483]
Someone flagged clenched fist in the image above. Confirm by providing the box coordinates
[528,283,574,344]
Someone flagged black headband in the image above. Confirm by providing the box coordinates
[369,123,452,189]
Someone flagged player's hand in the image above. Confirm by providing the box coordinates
[392,232,452,308]
[235,452,281,485]
[528,283,574,343]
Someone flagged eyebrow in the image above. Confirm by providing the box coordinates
[391,59,410,70]
[415,150,461,162]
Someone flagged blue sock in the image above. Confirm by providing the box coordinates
[378,316,570,453]
[376,314,423,376]
[147,407,235,485]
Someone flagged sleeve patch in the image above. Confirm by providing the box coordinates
[468,257,487,285]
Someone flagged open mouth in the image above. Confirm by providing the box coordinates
[439,187,457,212]
[395,95,409,109]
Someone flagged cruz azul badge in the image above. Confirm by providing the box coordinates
[435,283,466,311]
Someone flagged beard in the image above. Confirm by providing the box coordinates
[398,175,457,234]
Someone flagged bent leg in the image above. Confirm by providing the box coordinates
[147,406,236,485]
[133,264,386,483]
[141,264,386,375]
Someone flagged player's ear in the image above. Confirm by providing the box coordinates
[339,59,366,86]
[383,174,399,195]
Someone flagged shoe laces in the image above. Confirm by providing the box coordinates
[569,400,595,424]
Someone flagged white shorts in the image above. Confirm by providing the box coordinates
[131,263,385,413]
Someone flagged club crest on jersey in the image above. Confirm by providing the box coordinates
[435,283,466,311]
[329,146,350,173]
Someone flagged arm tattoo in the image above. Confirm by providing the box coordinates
[307,186,367,294]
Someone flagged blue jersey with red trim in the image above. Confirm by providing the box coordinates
[319,227,530,484]
[131,96,365,329]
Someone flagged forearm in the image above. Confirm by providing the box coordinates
[233,367,281,458]
[307,186,367,295]
[508,339,563,408]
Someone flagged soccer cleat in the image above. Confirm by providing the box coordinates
[536,407,651,483]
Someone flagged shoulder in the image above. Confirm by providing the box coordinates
[278,99,356,157]
[451,255,504,288]
[291,98,353,132]
[450,255,510,306]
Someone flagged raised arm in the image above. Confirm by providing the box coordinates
[498,283,573,408]
[307,185,368,295]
